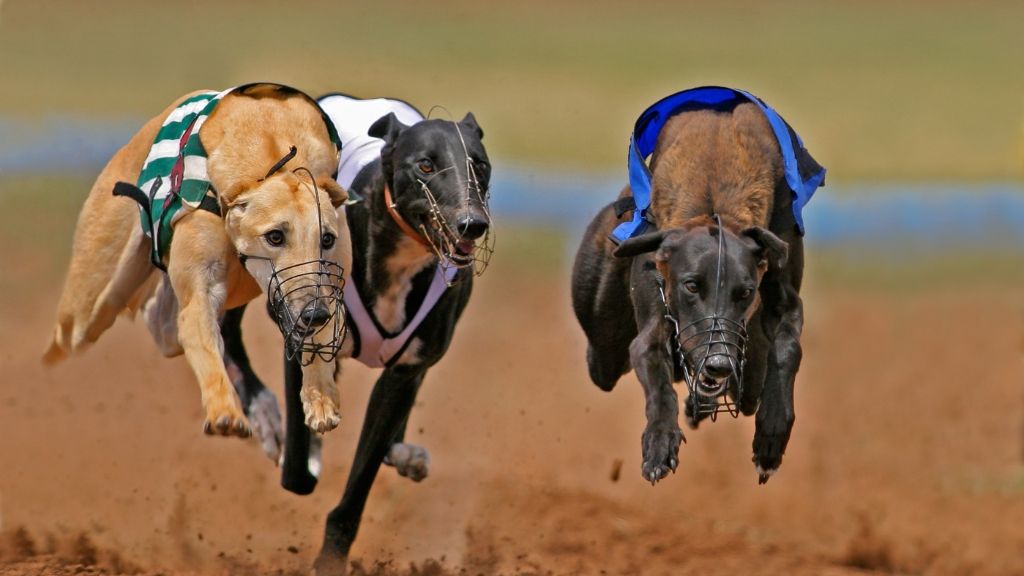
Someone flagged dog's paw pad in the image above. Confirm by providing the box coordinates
[384,443,430,482]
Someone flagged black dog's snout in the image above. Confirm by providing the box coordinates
[299,305,331,329]
[457,216,489,240]
[702,356,734,378]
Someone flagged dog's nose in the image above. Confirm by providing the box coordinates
[702,356,734,379]
[457,216,489,240]
[298,305,331,329]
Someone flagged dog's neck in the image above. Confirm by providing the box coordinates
[351,165,439,333]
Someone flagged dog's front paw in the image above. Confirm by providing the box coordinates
[383,443,430,482]
[203,396,251,438]
[301,388,341,434]
[752,413,793,484]
[641,422,684,485]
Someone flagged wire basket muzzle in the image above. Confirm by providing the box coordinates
[266,258,347,366]
[677,315,748,404]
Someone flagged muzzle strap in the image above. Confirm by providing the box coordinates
[383,184,432,248]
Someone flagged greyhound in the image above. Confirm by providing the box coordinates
[572,87,825,485]
[45,83,350,439]
[221,94,492,575]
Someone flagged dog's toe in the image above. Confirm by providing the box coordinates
[641,422,683,485]
[303,394,341,435]
[203,401,251,439]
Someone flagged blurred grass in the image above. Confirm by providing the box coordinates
[5,175,1020,303]
[1,0,1023,181]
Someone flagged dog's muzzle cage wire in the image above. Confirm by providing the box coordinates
[413,112,495,283]
[657,214,748,422]
[238,165,347,366]
[266,258,346,365]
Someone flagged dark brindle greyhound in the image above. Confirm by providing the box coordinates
[220,94,492,575]
[572,87,825,485]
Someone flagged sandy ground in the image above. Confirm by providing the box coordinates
[0,237,1022,576]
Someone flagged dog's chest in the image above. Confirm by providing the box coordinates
[371,237,435,334]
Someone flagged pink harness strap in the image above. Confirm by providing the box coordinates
[344,265,458,368]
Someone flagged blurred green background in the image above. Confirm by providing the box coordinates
[1,0,1023,180]
[1,0,1022,291]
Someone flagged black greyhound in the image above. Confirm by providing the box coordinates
[572,92,823,486]
[221,101,491,574]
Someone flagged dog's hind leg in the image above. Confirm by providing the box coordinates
[382,414,430,482]
[221,305,284,461]
[82,228,155,344]
[168,211,251,438]
[313,366,425,575]
[45,98,181,364]
[571,202,637,391]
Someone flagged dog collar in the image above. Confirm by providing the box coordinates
[611,86,826,244]
[383,184,433,249]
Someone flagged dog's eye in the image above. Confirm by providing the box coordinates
[417,159,435,174]
[264,230,285,246]
[321,233,336,250]
[683,281,699,294]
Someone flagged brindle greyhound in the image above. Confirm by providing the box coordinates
[572,87,824,486]
[221,95,491,574]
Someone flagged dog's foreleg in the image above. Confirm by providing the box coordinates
[752,282,803,484]
[313,366,425,575]
[736,307,770,417]
[300,358,341,434]
[299,315,342,434]
[630,319,684,485]
[169,213,251,438]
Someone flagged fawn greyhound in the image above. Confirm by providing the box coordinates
[45,83,351,439]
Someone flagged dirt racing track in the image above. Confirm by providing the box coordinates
[0,244,1022,575]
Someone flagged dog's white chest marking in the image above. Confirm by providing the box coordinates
[372,237,434,334]
[393,338,423,366]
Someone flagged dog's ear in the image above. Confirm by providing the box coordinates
[614,230,667,258]
[368,112,408,147]
[220,182,253,216]
[460,112,484,140]
[317,176,349,208]
[742,227,789,272]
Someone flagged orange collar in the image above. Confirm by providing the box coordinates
[384,184,432,248]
